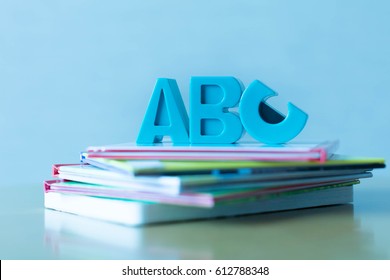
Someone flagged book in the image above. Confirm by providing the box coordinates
[53,163,372,195]
[84,140,339,162]
[80,155,385,176]
[44,184,354,226]
[44,179,362,208]
[44,138,385,225]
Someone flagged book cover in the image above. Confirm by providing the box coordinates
[84,140,339,162]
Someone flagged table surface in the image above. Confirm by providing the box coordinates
[1,174,390,260]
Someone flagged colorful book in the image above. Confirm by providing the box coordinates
[80,155,385,176]
[44,178,362,208]
[84,140,339,162]
[44,184,354,226]
[53,163,372,195]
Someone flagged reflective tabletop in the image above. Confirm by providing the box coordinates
[1,175,390,259]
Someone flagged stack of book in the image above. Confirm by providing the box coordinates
[44,140,385,225]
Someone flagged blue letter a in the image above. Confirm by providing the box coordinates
[137,78,189,144]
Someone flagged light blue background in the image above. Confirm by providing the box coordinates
[1,0,389,187]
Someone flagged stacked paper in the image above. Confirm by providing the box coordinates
[44,140,385,225]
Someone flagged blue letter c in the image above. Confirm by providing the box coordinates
[239,80,308,144]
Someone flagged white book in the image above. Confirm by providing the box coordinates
[44,185,354,226]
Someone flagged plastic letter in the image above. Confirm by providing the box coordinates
[136,78,189,144]
[240,80,308,144]
[189,77,244,144]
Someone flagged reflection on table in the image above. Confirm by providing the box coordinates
[44,202,383,259]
